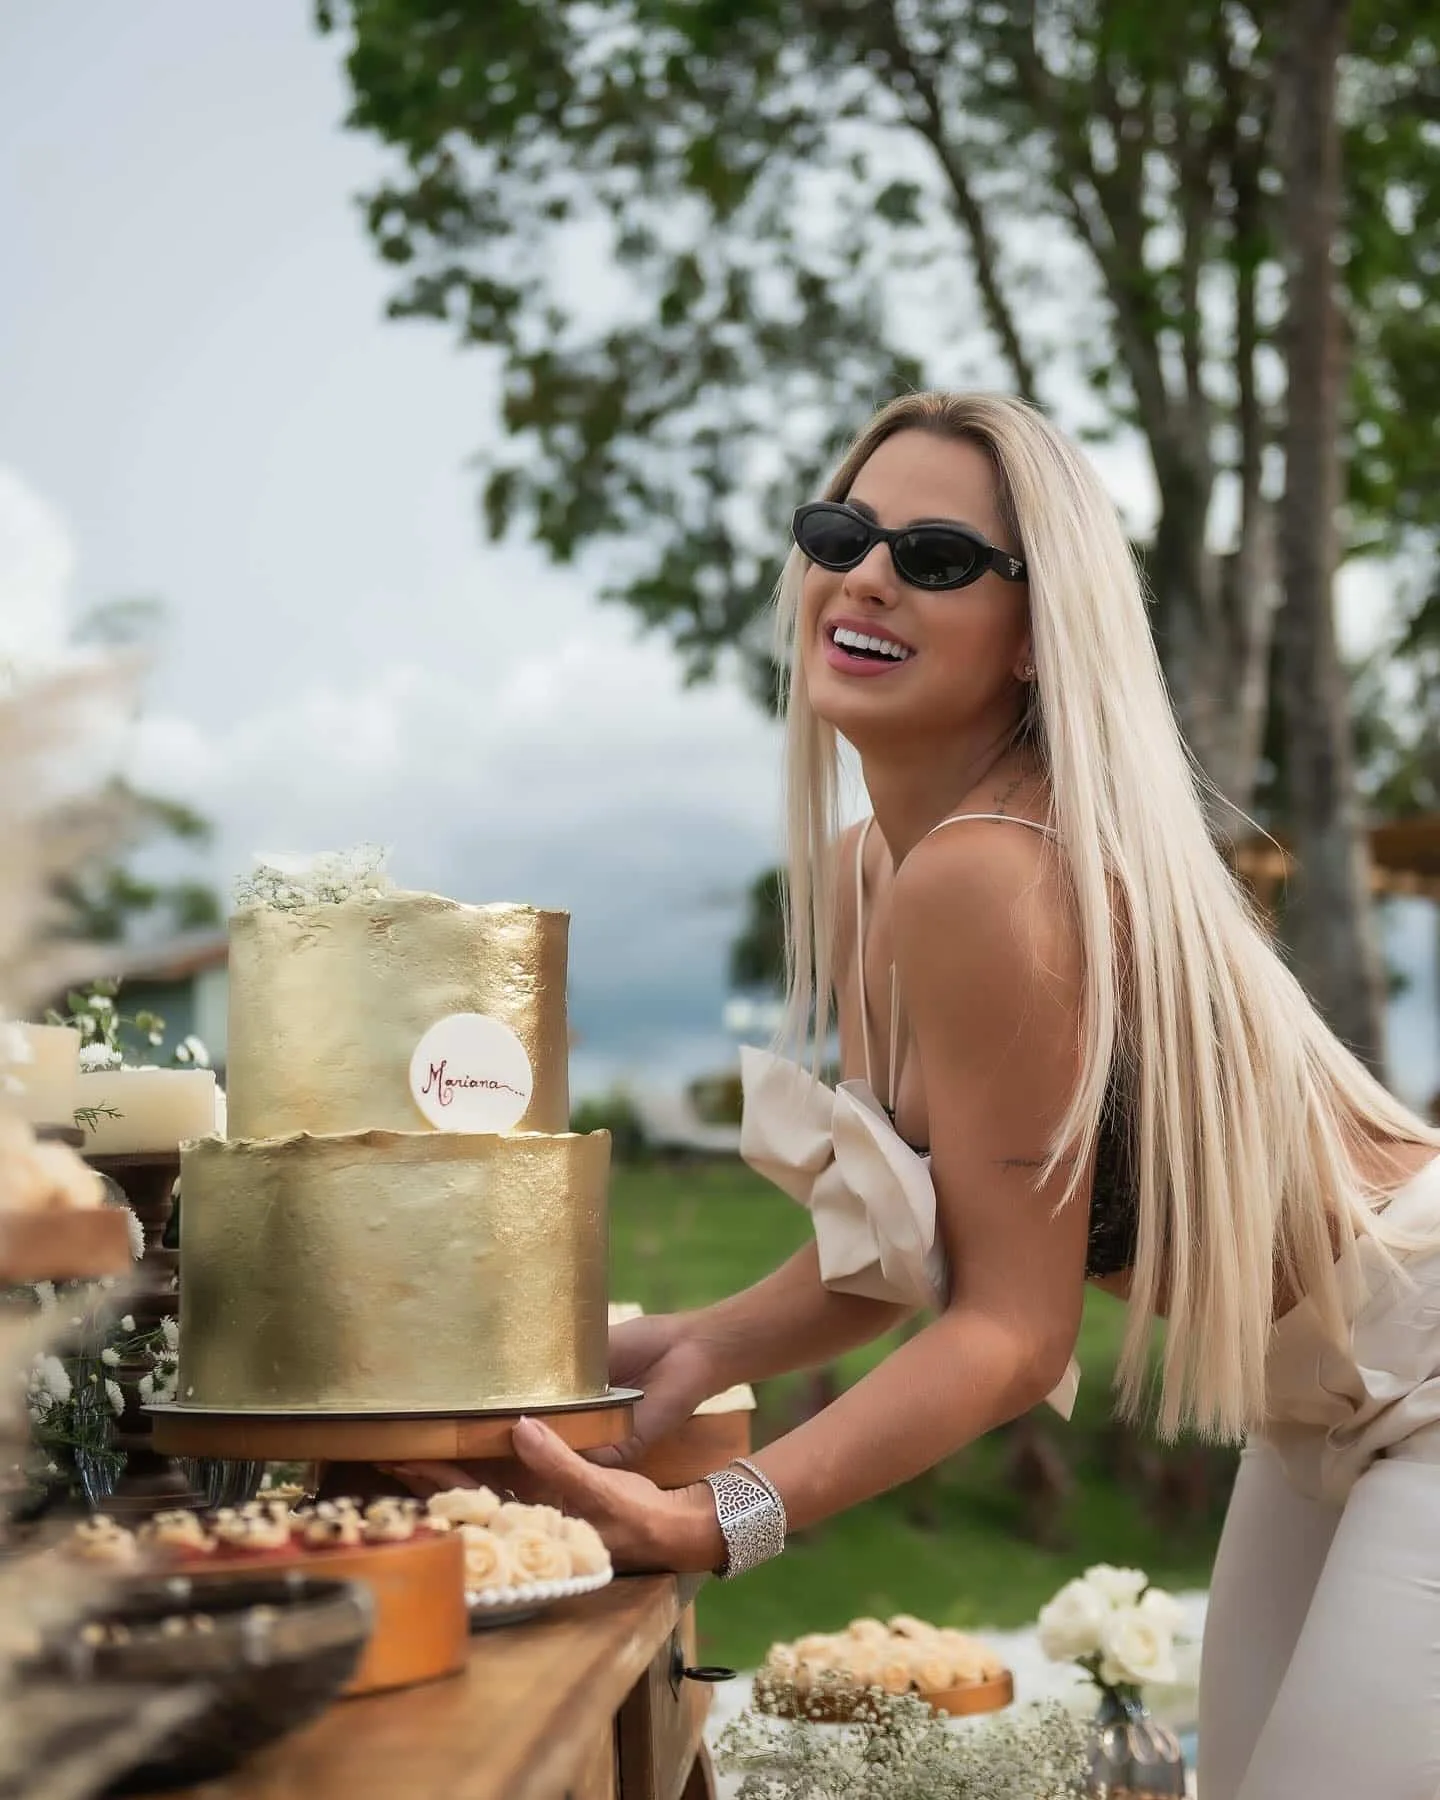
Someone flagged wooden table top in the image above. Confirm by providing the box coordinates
[157,1574,704,1800]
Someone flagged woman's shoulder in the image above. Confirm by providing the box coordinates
[892,812,1076,992]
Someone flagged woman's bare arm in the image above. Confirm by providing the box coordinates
[720,821,1092,1531]
[672,819,912,1389]
[687,1241,911,1389]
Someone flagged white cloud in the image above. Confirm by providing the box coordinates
[122,612,785,1091]
[0,465,73,668]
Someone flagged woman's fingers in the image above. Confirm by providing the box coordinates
[511,1416,609,1507]
[374,1460,480,1496]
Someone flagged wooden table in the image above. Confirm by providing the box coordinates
[159,1574,720,1800]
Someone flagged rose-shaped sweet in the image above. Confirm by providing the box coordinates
[508,1529,573,1585]
[427,1486,501,1528]
[557,1516,611,1577]
[832,1643,879,1687]
[1137,1585,1187,1634]
[69,1518,138,1566]
[938,1631,1002,1682]
[1084,1564,1149,1608]
[1099,1606,1178,1688]
[887,1613,933,1641]
[845,1616,891,1647]
[459,1525,516,1591]
[488,1500,542,1537]
[1038,1576,1110,1660]
[911,1653,959,1694]
[763,1643,800,1681]
[874,1653,916,1695]
[795,1632,841,1660]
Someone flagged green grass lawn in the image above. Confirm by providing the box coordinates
[610,1157,1231,1670]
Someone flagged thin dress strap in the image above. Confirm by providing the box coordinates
[923,811,1057,843]
[854,817,903,1111]
[854,817,876,1095]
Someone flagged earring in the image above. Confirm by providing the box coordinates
[1020,662,1037,682]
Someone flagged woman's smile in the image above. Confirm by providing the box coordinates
[822,615,916,676]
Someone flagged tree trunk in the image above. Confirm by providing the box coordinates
[1274,0,1387,1070]
[1148,459,1276,827]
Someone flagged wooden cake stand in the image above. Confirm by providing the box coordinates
[148,1388,641,1463]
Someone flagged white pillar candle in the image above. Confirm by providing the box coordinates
[77,1067,220,1155]
[6,1024,81,1127]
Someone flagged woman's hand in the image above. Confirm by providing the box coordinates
[512,1416,723,1573]
[592,1311,719,1468]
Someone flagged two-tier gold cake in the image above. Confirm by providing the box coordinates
[177,890,609,1412]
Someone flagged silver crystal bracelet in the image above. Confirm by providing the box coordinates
[702,1459,787,1580]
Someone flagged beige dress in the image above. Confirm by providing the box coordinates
[1200,1153,1440,1800]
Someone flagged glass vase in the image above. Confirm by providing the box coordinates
[1088,1686,1188,1798]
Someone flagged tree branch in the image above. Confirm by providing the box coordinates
[864,0,1043,401]
[1004,5,1180,461]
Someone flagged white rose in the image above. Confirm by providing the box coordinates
[1037,1577,1110,1661]
[1137,1586,1187,1635]
[1084,1564,1149,1608]
[1099,1606,1178,1688]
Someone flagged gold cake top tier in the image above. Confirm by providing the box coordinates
[225,892,570,1139]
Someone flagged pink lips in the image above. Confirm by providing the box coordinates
[821,619,914,678]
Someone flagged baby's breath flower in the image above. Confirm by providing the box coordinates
[717,1692,1090,1799]
[235,846,392,914]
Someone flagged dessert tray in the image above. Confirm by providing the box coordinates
[468,1566,613,1629]
[753,1615,1014,1723]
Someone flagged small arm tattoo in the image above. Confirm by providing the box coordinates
[996,1152,1079,1170]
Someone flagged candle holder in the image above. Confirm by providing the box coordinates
[85,1150,203,1515]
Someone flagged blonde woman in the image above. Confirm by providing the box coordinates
[423,394,1440,1798]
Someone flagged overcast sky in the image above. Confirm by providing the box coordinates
[0,5,1434,1105]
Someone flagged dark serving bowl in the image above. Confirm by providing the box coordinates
[37,1570,373,1793]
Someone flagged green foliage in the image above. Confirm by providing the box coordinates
[1353,579,1440,818]
[322,1,1437,693]
[54,778,222,944]
[729,865,786,994]
[687,1069,744,1126]
[571,1088,649,1159]
[46,978,212,1079]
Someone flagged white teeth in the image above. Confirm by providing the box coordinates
[832,626,911,660]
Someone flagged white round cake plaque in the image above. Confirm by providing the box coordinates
[409,1013,534,1133]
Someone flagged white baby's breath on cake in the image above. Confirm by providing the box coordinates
[234,846,393,914]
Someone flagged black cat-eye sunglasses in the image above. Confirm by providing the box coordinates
[791,501,1028,592]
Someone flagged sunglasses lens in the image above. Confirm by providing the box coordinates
[895,528,981,589]
[796,507,872,570]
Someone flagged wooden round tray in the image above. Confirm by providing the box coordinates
[757,1669,1014,1722]
[0,1208,134,1284]
[147,1390,639,1462]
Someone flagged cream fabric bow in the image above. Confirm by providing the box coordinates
[739,1046,1079,1421]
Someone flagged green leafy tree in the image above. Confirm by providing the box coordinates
[321,0,1439,1057]
[728,866,787,995]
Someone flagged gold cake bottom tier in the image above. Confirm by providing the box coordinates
[178,1128,609,1412]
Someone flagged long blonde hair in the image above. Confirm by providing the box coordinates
[777,391,1440,1441]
